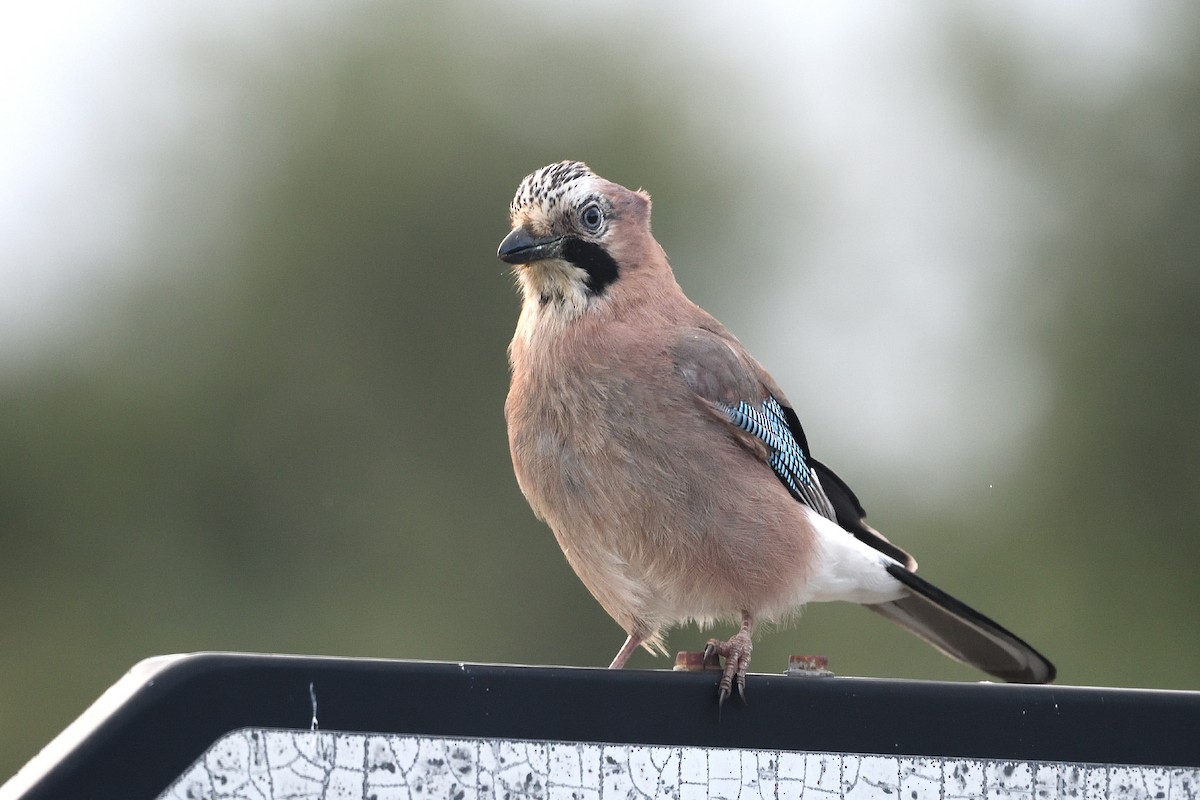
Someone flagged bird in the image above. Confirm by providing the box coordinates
[496,160,1055,704]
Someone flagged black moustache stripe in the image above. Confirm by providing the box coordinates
[561,237,619,296]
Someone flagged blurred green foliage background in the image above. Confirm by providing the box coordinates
[2,1,1198,780]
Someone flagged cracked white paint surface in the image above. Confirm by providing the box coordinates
[158,729,1200,800]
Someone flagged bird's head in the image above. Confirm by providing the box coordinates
[498,161,657,314]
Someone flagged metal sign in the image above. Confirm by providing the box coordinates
[3,653,1198,800]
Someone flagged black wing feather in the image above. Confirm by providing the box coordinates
[778,403,916,568]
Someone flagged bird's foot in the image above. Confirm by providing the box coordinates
[703,629,753,708]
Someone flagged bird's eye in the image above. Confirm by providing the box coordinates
[580,203,604,233]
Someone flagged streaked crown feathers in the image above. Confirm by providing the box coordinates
[509,160,596,219]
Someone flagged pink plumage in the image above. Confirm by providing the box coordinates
[497,161,1054,702]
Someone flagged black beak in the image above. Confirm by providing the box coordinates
[497,227,564,265]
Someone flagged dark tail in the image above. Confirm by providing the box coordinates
[869,563,1056,684]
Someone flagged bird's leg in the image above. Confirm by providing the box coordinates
[609,633,642,669]
[703,611,754,707]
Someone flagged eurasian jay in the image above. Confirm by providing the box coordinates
[497,161,1055,703]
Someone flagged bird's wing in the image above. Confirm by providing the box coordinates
[672,327,837,521]
[673,328,1056,684]
[673,326,917,568]
[809,457,917,571]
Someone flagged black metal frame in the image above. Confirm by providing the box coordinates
[6,652,1200,800]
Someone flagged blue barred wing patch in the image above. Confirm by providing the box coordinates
[716,396,836,520]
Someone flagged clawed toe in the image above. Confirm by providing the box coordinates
[704,630,752,711]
